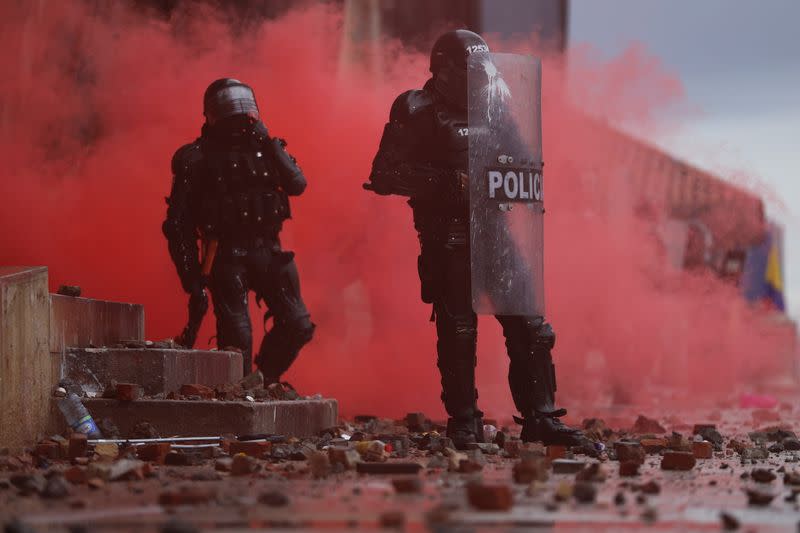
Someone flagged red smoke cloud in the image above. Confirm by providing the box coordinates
[0,1,790,421]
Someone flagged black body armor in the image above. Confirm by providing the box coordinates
[366,35,586,448]
[164,112,313,379]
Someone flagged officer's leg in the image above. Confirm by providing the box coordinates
[253,251,315,383]
[496,315,588,447]
[209,259,253,375]
[435,246,482,448]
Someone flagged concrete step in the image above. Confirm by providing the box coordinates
[60,348,243,396]
[50,294,144,356]
[82,397,338,438]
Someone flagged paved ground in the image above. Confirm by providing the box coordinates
[2,399,799,532]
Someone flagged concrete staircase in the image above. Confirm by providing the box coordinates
[0,267,337,450]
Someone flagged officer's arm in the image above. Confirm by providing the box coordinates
[268,136,307,196]
[366,91,450,197]
[162,144,202,294]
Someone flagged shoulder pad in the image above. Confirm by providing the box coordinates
[171,142,203,174]
[389,90,433,123]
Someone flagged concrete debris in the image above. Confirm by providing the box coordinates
[632,415,666,434]
[750,468,776,483]
[745,487,775,506]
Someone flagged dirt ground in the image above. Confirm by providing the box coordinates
[2,399,800,533]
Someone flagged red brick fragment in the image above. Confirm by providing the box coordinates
[136,443,172,464]
[661,451,696,471]
[64,466,87,485]
[68,434,88,460]
[466,483,513,511]
[614,442,645,464]
[692,441,713,459]
[229,440,271,458]
[546,445,566,460]
[640,438,667,454]
[619,461,640,477]
[115,383,143,401]
[179,384,215,399]
[35,441,61,460]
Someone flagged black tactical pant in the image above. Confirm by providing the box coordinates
[426,243,558,422]
[209,241,314,380]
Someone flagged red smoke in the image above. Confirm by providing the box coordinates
[0,1,790,422]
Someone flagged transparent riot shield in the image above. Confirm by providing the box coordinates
[468,52,544,316]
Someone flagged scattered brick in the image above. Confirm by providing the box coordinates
[692,440,713,459]
[619,461,640,477]
[328,447,360,470]
[179,384,215,399]
[309,451,331,479]
[231,454,260,476]
[115,383,143,401]
[64,466,87,485]
[661,451,696,471]
[35,441,60,460]
[546,445,567,460]
[640,438,667,454]
[466,483,513,511]
[575,463,606,482]
[68,434,88,460]
[751,468,776,483]
[614,441,644,464]
[552,459,585,474]
[513,457,548,484]
[229,440,271,458]
[745,487,775,506]
[136,443,172,464]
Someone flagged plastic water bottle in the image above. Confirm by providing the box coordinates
[57,393,102,438]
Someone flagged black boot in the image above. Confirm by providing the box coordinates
[514,412,589,447]
[446,412,485,450]
[501,317,592,449]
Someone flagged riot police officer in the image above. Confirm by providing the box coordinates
[164,78,315,384]
[365,31,586,448]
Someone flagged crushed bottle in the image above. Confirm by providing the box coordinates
[57,393,102,438]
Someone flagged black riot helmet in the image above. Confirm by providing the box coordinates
[203,78,260,125]
[429,29,489,110]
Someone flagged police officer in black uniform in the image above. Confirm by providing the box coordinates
[365,31,586,449]
[164,78,314,383]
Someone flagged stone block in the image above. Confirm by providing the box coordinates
[0,267,52,452]
[59,348,242,396]
[83,397,337,438]
[49,294,144,355]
